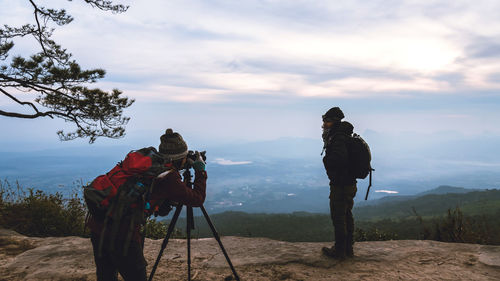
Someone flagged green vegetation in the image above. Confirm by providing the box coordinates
[180,211,334,242]
[0,180,87,237]
[177,211,400,242]
[172,189,500,245]
[420,207,498,244]
[1,180,499,245]
[143,218,184,239]
[170,208,499,245]
[0,180,178,239]
[354,189,500,221]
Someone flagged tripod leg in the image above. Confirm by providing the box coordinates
[148,205,183,281]
[200,206,240,281]
[187,206,193,281]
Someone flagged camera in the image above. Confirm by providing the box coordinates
[184,150,207,169]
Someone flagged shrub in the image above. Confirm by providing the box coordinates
[354,227,398,242]
[0,180,88,237]
[431,207,493,244]
[144,218,168,239]
[143,218,183,239]
[0,180,188,240]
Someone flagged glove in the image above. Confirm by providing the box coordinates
[192,151,206,171]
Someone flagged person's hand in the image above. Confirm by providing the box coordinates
[193,151,205,171]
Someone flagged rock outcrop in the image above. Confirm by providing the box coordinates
[1,228,499,280]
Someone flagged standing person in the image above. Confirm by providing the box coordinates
[321,107,357,259]
[86,129,207,281]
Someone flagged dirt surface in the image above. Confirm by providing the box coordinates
[1,228,499,280]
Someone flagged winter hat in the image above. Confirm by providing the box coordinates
[322,107,344,122]
[159,129,188,160]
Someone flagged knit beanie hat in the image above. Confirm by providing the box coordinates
[322,107,344,122]
[159,129,188,160]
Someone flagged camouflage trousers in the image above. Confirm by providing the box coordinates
[329,184,357,256]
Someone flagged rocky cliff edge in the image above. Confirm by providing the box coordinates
[1,228,499,280]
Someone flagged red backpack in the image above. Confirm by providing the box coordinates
[84,147,170,255]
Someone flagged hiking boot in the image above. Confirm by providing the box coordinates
[322,246,346,260]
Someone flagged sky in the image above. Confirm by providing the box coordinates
[1,0,500,149]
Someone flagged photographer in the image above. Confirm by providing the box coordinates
[87,129,207,281]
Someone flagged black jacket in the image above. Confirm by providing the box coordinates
[323,121,357,186]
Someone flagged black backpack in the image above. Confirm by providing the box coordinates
[348,133,375,200]
[348,133,373,179]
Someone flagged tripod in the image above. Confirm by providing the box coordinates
[148,168,240,281]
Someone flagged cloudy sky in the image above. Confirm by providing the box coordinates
[1,0,500,149]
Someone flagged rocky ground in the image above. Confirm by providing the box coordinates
[1,228,499,280]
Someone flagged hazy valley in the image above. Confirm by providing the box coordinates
[2,134,500,215]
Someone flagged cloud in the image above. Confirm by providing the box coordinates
[467,39,500,59]
[212,158,252,165]
[9,0,497,103]
[3,0,500,141]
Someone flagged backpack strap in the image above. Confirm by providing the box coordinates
[364,168,375,200]
[108,189,129,253]
[98,206,114,257]
[100,173,120,208]
[322,132,350,156]
[123,213,136,256]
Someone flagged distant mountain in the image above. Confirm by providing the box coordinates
[356,195,416,207]
[353,188,500,221]
[357,185,482,207]
[416,185,481,196]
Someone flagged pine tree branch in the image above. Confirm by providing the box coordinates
[29,0,50,58]
[0,109,58,119]
[83,0,129,13]
[0,0,132,143]
[0,88,41,113]
[0,73,77,102]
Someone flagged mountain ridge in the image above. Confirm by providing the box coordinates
[357,185,483,207]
